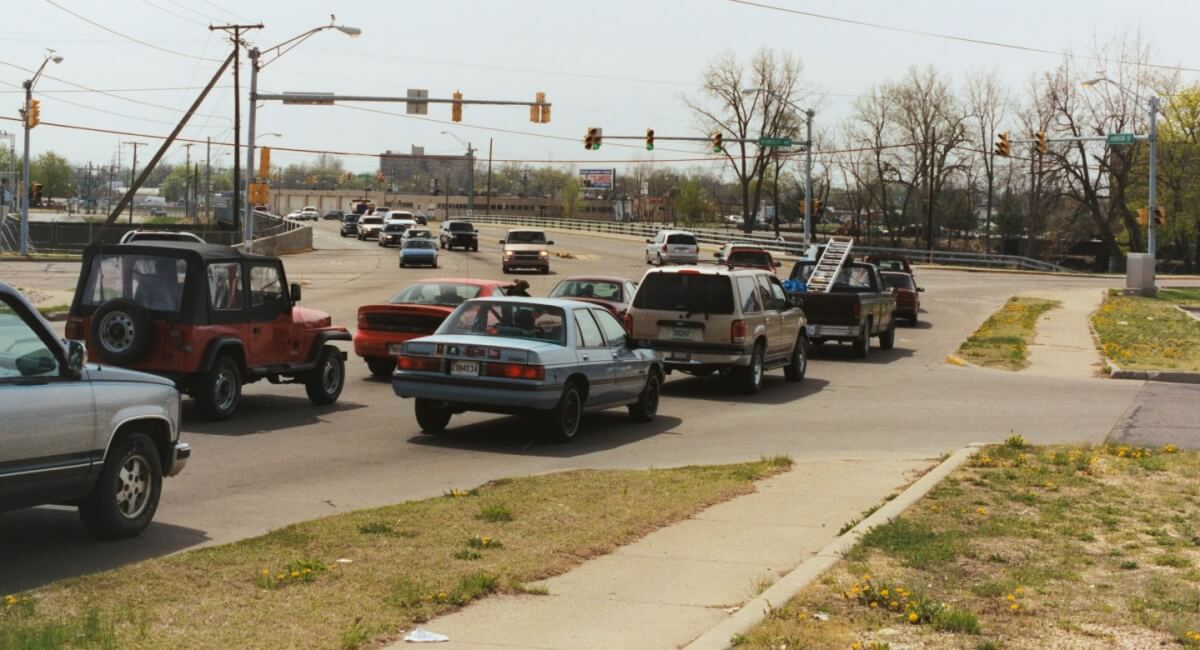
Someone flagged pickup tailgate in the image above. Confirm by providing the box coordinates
[797,292,862,326]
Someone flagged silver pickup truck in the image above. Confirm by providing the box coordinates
[0,282,188,538]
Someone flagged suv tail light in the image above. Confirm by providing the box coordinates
[853,303,862,321]
[731,319,747,344]
[484,362,545,381]
[396,355,441,372]
[661,244,668,252]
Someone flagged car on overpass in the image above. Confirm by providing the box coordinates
[392,297,663,442]
[119,230,205,245]
[1,282,190,539]
[644,230,699,266]
[354,279,511,378]
[439,220,479,251]
[66,242,351,420]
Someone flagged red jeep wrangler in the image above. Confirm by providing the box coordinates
[66,242,351,420]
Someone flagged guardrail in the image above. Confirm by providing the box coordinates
[465,215,1077,273]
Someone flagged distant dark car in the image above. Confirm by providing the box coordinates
[322,210,344,221]
[866,255,914,277]
[413,215,428,226]
[788,260,897,358]
[549,276,638,316]
[881,271,923,324]
[439,220,479,251]
[340,214,359,237]
[715,243,781,272]
[379,223,410,248]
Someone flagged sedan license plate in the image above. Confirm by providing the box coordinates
[388,343,405,356]
[450,360,479,377]
[671,327,693,341]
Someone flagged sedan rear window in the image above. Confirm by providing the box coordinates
[440,301,566,345]
[390,282,482,305]
[882,273,914,290]
[633,273,734,314]
[666,234,696,245]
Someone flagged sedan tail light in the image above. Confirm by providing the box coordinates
[731,319,747,344]
[484,362,545,381]
[396,355,441,372]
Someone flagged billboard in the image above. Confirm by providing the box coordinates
[580,168,615,191]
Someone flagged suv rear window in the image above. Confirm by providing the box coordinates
[447,222,474,231]
[83,254,187,312]
[728,251,771,266]
[633,273,734,314]
[666,234,696,245]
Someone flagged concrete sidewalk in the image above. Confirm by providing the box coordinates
[1022,288,1106,379]
[387,455,934,650]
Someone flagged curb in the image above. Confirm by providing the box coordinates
[1106,359,1200,384]
[684,444,984,650]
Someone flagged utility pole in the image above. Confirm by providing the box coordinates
[1148,95,1160,258]
[210,23,262,241]
[803,109,814,248]
[205,136,211,223]
[125,141,147,224]
[925,128,936,254]
[193,162,200,224]
[19,81,31,254]
[182,142,194,221]
[467,143,474,215]
[485,138,493,216]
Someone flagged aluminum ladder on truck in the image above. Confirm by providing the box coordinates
[806,237,854,293]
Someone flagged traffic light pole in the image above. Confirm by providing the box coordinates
[1148,95,1159,259]
[803,109,813,248]
[19,80,31,256]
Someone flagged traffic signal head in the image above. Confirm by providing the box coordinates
[451,91,463,123]
[258,146,271,177]
[814,199,824,215]
[1035,131,1047,155]
[531,92,550,124]
[712,131,723,153]
[645,128,655,151]
[994,131,1011,158]
[584,127,601,150]
[27,99,40,128]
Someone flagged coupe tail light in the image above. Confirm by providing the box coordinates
[731,319,747,344]
[396,355,441,372]
[357,310,369,330]
[484,362,545,381]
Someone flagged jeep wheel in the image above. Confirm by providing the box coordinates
[415,398,452,433]
[735,343,765,395]
[784,334,808,382]
[879,319,896,350]
[471,243,478,252]
[196,355,242,420]
[306,345,345,405]
[91,299,152,365]
[366,357,395,378]
[854,320,872,359]
[627,372,660,422]
[541,382,583,443]
[78,432,162,539]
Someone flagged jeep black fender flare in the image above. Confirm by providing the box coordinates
[200,337,246,372]
[304,330,352,366]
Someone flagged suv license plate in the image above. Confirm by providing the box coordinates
[671,327,693,341]
[450,360,479,377]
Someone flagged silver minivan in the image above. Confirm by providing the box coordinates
[645,230,700,266]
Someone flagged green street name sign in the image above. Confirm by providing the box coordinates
[758,137,793,147]
[1107,133,1135,145]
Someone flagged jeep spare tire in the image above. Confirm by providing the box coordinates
[91,299,152,365]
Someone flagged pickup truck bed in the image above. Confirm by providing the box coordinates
[789,261,897,358]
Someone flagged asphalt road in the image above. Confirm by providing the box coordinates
[0,220,1158,591]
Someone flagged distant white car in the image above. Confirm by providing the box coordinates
[286,210,303,220]
[119,230,205,245]
[644,230,699,266]
[385,210,416,227]
[299,206,319,221]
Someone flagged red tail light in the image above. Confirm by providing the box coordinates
[357,309,369,330]
[661,244,668,252]
[484,362,545,380]
[853,303,862,320]
[731,319,747,344]
[623,312,634,336]
[396,355,441,372]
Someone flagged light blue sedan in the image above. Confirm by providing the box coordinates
[392,297,663,442]
[399,239,439,268]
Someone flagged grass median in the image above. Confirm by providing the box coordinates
[737,439,1200,649]
[1093,287,1200,372]
[1,457,793,650]
[956,297,1060,370]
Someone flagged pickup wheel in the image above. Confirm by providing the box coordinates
[91,299,152,365]
[627,372,661,422]
[78,432,162,539]
[879,319,896,350]
[440,240,446,249]
[195,354,241,420]
[415,398,452,433]
[734,343,765,395]
[471,243,478,251]
[305,345,345,405]
[366,357,395,378]
[854,319,872,359]
[540,382,583,443]
[784,334,808,382]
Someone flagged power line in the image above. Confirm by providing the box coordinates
[137,0,208,27]
[0,85,233,94]
[198,0,253,23]
[41,0,222,63]
[727,0,1200,75]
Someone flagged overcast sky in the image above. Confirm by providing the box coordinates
[3,0,1197,178]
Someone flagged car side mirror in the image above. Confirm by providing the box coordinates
[774,261,782,268]
[64,339,86,376]
[712,251,721,258]
[498,239,506,245]
[645,238,653,243]
[918,287,926,292]
[547,240,555,245]
[290,283,302,302]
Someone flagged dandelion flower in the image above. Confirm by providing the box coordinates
[290,570,300,578]
[1010,603,1019,612]
[977,507,988,515]
[908,612,919,623]
[869,601,878,608]
[261,568,270,577]
[852,644,862,650]
[1015,586,1024,595]
[4,595,16,606]
[1006,594,1015,602]
[880,589,889,597]
[889,600,898,609]
[862,573,871,581]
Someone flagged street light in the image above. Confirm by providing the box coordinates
[255,132,282,141]
[244,15,360,245]
[440,131,476,213]
[743,87,814,245]
[1082,75,1161,288]
[19,48,63,256]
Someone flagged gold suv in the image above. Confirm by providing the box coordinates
[625,266,808,394]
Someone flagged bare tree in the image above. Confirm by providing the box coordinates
[850,85,906,245]
[687,49,805,234]
[965,69,1008,252]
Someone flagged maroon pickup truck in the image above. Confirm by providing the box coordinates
[788,260,897,358]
